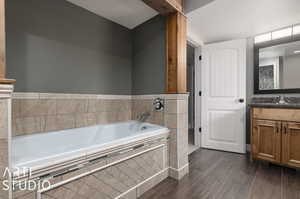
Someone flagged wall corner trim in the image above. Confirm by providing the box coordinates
[0,84,14,98]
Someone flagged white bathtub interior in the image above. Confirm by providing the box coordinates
[12,121,169,170]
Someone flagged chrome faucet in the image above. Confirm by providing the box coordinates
[278,96,286,104]
[138,112,151,122]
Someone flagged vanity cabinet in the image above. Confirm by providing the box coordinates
[251,108,300,168]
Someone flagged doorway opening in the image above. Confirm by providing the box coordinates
[187,43,199,154]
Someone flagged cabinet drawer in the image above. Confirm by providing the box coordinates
[252,108,300,122]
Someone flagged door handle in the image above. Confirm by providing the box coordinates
[238,98,245,103]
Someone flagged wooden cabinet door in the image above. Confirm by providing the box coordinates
[282,122,300,168]
[252,119,281,163]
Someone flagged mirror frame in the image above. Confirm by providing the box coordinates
[254,36,300,94]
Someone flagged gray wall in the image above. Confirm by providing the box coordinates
[6,0,132,94]
[132,15,166,95]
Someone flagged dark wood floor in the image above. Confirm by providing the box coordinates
[139,149,300,199]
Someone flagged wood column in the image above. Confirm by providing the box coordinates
[166,12,187,93]
[0,0,15,84]
[142,0,187,94]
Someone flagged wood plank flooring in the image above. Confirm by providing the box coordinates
[139,149,300,199]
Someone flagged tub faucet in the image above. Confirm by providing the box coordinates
[138,112,150,123]
[153,98,164,111]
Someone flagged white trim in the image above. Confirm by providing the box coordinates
[0,84,14,99]
[12,92,39,99]
[188,36,202,148]
[187,35,203,47]
[169,163,189,173]
[168,163,189,180]
[132,94,189,100]
[194,45,202,148]
[12,92,190,100]
[7,98,13,199]
[0,84,14,199]
[12,92,132,100]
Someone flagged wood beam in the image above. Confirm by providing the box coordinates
[142,0,183,15]
[166,12,187,93]
[0,0,15,84]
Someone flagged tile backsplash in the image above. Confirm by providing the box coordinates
[12,93,131,136]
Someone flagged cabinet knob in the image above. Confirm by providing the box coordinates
[283,126,287,134]
[238,98,245,103]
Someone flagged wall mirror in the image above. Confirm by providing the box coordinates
[254,40,300,94]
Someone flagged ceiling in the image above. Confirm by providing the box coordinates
[187,0,300,44]
[66,0,158,29]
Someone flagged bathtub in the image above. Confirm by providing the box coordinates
[12,121,169,174]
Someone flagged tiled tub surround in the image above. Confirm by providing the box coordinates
[9,93,189,199]
[0,84,14,199]
[12,93,132,136]
[12,130,169,199]
[132,94,189,180]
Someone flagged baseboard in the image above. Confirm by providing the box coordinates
[246,144,251,152]
[169,164,189,180]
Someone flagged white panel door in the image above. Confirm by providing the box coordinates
[201,39,246,153]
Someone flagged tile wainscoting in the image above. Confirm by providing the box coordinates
[12,93,132,136]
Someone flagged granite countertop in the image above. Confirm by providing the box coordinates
[249,97,300,109]
[248,103,300,109]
